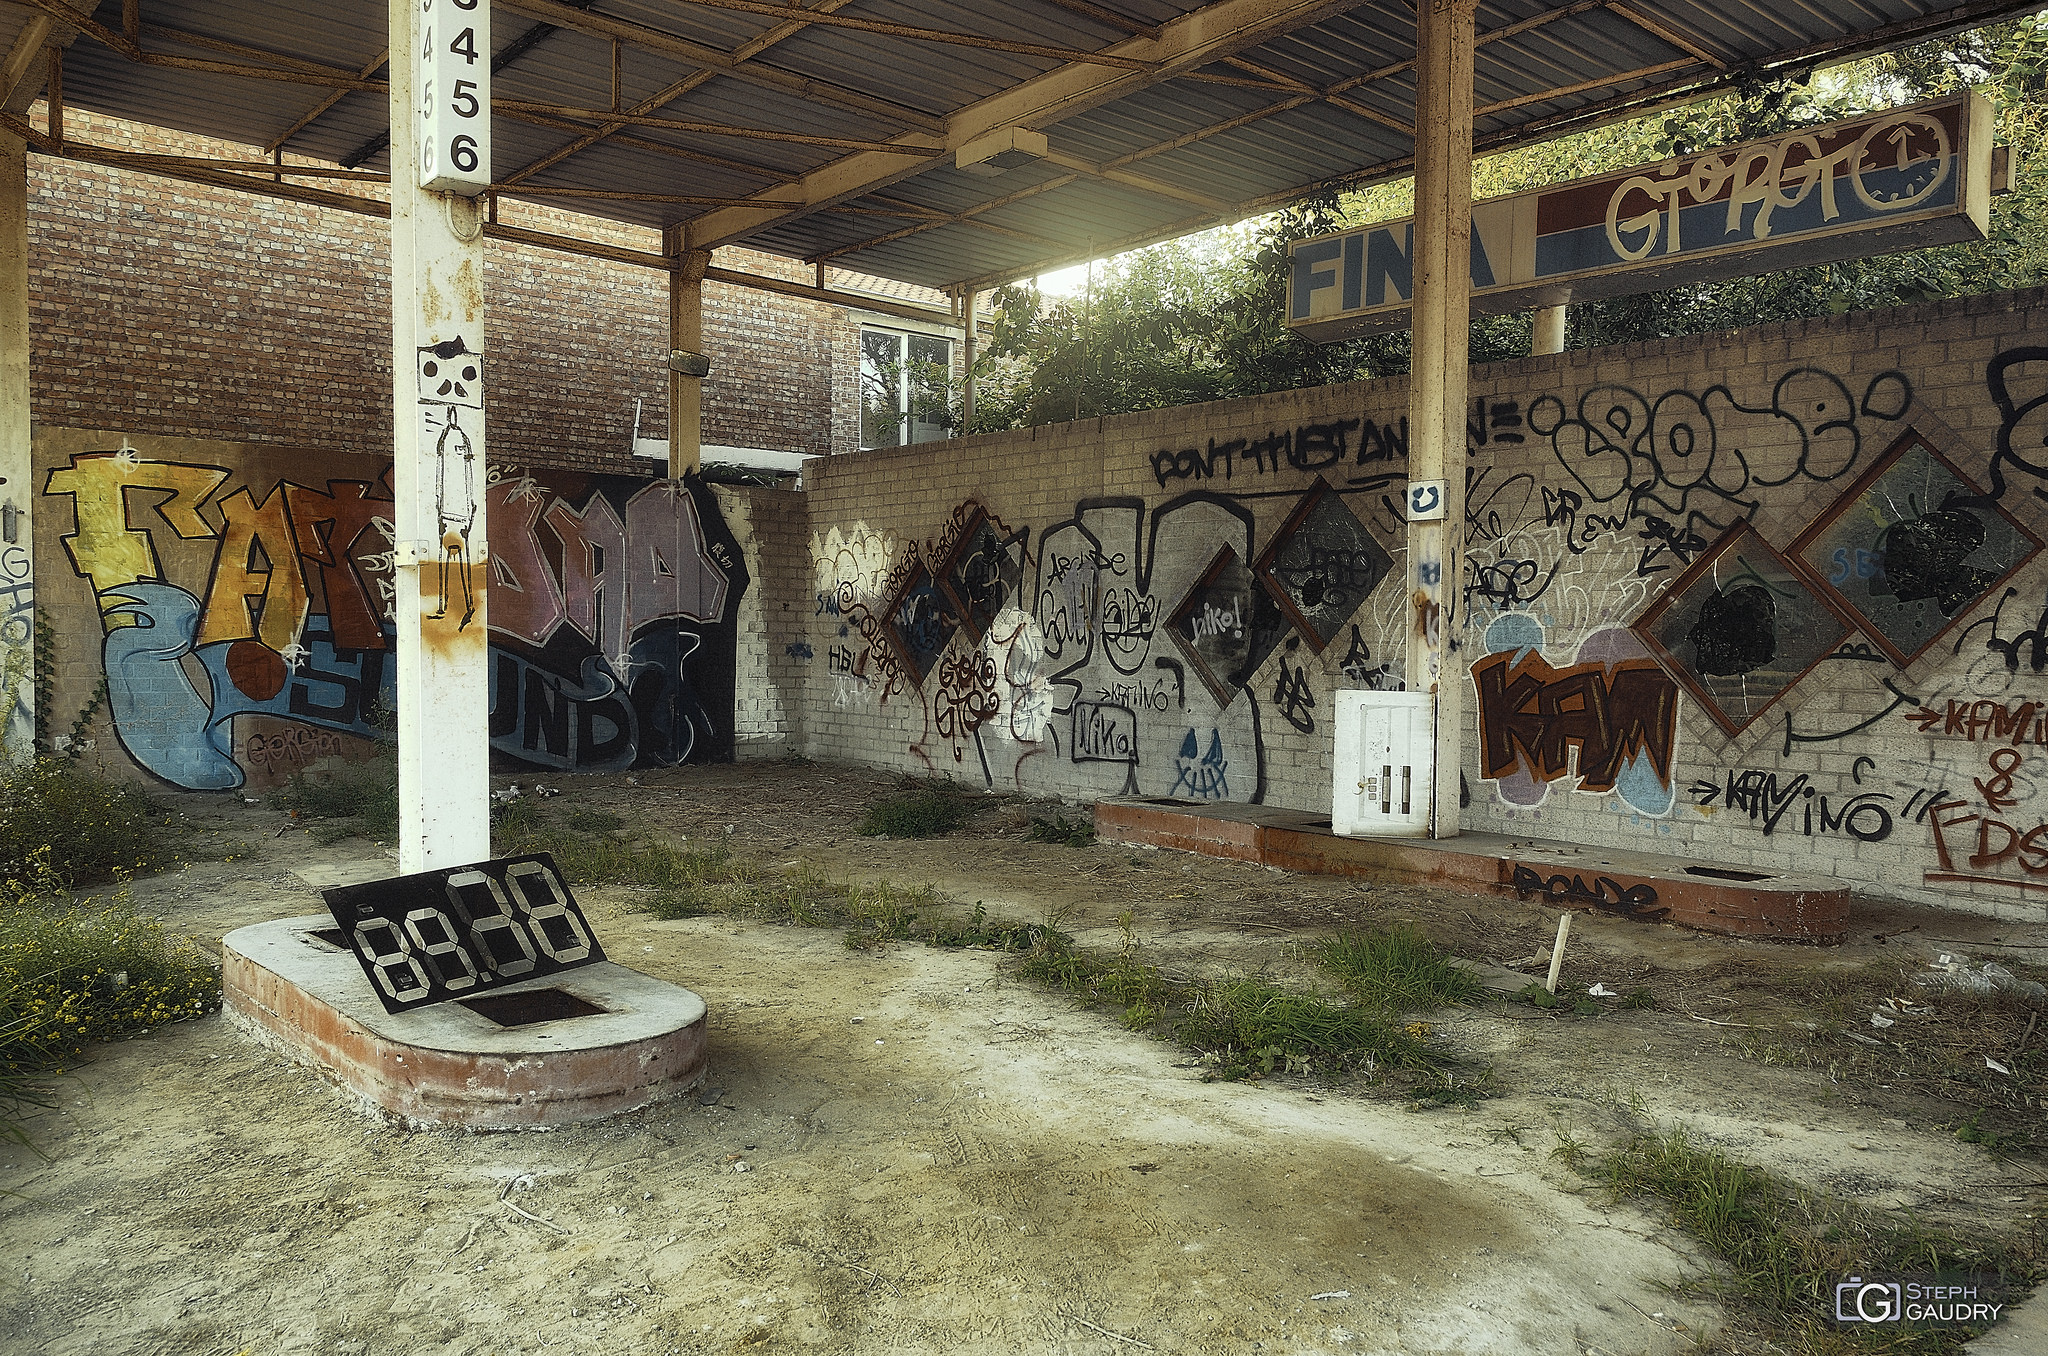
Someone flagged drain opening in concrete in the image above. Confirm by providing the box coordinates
[1684,866,1774,882]
[308,928,348,949]
[1302,819,1333,829]
[460,990,608,1027]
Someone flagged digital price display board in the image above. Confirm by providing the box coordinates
[321,854,606,1014]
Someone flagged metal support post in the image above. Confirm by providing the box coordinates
[1,127,30,763]
[389,0,492,872]
[961,287,978,433]
[1531,303,1567,356]
[666,232,709,478]
[1405,0,1477,838]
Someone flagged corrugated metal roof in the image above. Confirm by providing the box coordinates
[9,0,2033,291]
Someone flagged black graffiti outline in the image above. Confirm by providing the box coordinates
[1781,677,1920,758]
[1508,865,1669,923]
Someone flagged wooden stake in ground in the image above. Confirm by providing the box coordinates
[1545,912,1573,995]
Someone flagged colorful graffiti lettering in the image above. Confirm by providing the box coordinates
[40,446,745,789]
[1474,617,1679,815]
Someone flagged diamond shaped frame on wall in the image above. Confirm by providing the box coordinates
[1632,521,1860,736]
[1253,478,1393,654]
[880,559,959,689]
[1165,545,1290,707]
[1789,419,2042,668]
[934,504,1022,645]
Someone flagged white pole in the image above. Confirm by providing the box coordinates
[0,127,30,764]
[390,0,492,872]
[1531,304,1567,356]
[1405,0,1477,838]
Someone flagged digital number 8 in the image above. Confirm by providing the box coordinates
[445,869,538,977]
[352,919,432,1000]
[507,862,593,963]
[403,906,479,991]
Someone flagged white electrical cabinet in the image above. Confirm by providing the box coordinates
[1331,691,1434,837]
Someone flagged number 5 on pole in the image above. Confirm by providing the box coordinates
[415,0,491,195]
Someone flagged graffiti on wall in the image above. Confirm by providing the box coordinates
[813,482,1411,799]
[1473,615,1679,816]
[39,444,747,789]
[1,528,29,758]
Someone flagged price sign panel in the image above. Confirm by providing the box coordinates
[416,0,490,195]
[321,853,606,1014]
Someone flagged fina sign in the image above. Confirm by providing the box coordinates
[1287,93,1994,342]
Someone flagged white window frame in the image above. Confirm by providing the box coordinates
[859,322,954,451]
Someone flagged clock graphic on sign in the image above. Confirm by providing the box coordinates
[1849,111,1950,212]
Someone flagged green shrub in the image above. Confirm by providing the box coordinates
[0,759,176,894]
[857,783,982,838]
[1025,811,1095,846]
[270,753,399,844]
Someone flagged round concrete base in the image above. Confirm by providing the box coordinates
[223,915,707,1130]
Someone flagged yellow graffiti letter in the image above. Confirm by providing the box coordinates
[197,486,311,653]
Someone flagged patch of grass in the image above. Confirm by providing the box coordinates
[1024,811,1095,846]
[1601,1129,2041,1353]
[1317,926,1483,1010]
[0,760,177,894]
[1017,913,1465,1086]
[270,754,399,845]
[1179,978,1451,1082]
[565,808,626,833]
[1953,1110,2014,1154]
[856,782,986,838]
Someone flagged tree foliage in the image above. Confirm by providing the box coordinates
[966,13,2048,433]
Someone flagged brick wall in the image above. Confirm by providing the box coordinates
[785,286,2048,921]
[715,482,812,758]
[26,110,852,471]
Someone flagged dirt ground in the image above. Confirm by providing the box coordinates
[3,761,2044,1356]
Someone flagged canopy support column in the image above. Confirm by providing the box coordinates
[1404,0,1476,838]
[1,127,30,764]
[389,0,492,872]
[666,231,709,478]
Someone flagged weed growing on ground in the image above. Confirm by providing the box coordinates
[618,848,1482,1096]
[856,782,987,838]
[0,760,176,894]
[494,802,754,900]
[270,754,400,844]
[1600,1129,2041,1353]
[0,891,221,1145]
[1024,811,1095,846]
[1178,978,1450,1081]
[1015,914,1469,1086]
[1317,925,1483,1010]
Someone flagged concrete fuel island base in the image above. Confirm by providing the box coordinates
[223,916,709,1129]
[1095,799,1851,942]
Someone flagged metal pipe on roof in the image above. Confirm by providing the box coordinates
[496,0,946,135]
[671,0,1162,71]
[491,100,949,156]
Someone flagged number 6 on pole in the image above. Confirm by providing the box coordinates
[415,0,491,195]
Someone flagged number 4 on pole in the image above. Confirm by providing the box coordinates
[415,0,491,195]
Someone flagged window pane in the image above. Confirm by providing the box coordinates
[906,335,952,445]
[860,330,904,450]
